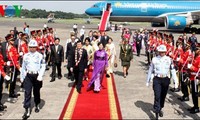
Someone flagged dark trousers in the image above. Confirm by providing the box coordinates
[45,51,50,66]
[179,72,189,98]
[51,62,62,79]
[153,77,170,113]
[23,73,42,109]
[191,80,199,109]
[74,67,84,91]
[0,75,4,102]
[67,67,72,78]
[80,35,84,42]
[136,43,141,56]
[7,67,18,96]
[146,51,153,65]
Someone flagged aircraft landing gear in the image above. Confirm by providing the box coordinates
[184,27,200,34]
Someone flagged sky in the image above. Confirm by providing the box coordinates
[1,1,99,14]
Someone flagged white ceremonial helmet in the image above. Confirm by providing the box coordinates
[28,39,38,47]
[157,44,167,52]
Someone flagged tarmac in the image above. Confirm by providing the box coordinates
[0,19,200,119]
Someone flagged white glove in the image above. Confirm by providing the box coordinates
[176,57,180,61]
[19,68,22,72]
[20,78,24,83]
[44,43,47,46]
[39,46,43,49]
[169,52,172,56]
[146,82,149,87]
[19,52,23,56]
[37,76,43,81]
[6,61,11,66]
[4,75,11,81]
[187,64,192,69]
[70,67,73,72]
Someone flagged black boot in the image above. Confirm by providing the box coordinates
[35,104,40,113]
[22,108,30,120]
[0,103,7,111]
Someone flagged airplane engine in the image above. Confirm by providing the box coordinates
[151,22,165,27]
[165,16,191,29]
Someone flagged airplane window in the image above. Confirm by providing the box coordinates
[92,5,98,8]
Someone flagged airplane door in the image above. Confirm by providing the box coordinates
[100,2,112,11]
[106,3,111,11]
[140,3,148,13]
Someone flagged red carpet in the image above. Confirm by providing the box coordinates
[59,67,122,119]
[99,10,110,31]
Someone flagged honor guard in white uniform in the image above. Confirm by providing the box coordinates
[20,40,46,119]
[146,44,178,120]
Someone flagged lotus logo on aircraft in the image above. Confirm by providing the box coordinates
[174,20,181,26]
[115,2,122,7]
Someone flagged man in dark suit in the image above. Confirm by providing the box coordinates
[50,38,64,82]
[99,31,109,48]
[136,32,143,56]
[69,40,88,93]
[14,32,23,53]
[66,35,76,79]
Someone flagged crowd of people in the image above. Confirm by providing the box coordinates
[143,29,200,119]
[0,22,200,119]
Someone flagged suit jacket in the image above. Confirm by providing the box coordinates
[66,42,76,59]
[50,44,64,63]
[100,35,109,48]
[0,42,8,61]
[14,39,22,53]
[68,48,88,71]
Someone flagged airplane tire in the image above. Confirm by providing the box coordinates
[197,28,200,34]
[184,27,190,33]
[191,27,197,34]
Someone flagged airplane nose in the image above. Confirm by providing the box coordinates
[85,8,92,15]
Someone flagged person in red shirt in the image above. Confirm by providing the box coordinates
[5,34,21,100]
[176,44,192,96]
[0,53,10,111]
[187,47,200,113]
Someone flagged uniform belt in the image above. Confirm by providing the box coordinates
[155,74,168,78]
[191,72,200,76]
[27,70,38,74]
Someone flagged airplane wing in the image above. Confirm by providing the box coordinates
[156,10,200,18]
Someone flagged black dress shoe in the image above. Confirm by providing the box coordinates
[22,108,30,120]
[178,96,189,101]
[50,79,55,82]
[159,110,163,117]
[126,72,128,76]
[76,89,82,94]
[187,107,195,111]
[0,103,7,111]
[190,108,199,114]
[94,91,99,93]
[35,105,40,113]
[124,75,126,78]
[9,94,18,98]
[170,88,180,92]
[106,74,110,78]
[58,76,62,79]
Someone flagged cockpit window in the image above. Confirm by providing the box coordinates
[92,4,98,8]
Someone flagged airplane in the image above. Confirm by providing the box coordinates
[85,1,200,33]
